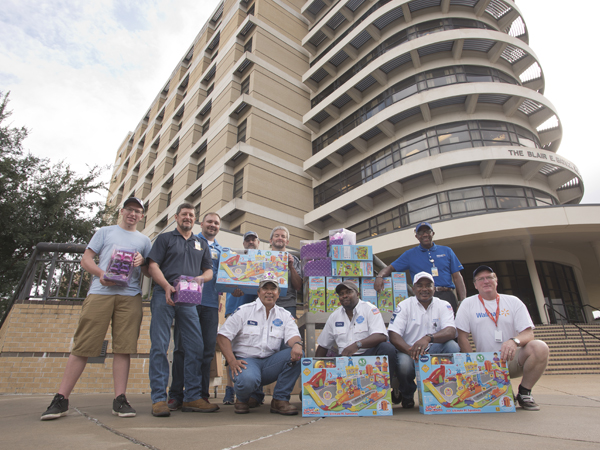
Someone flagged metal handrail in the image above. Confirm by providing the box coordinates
[543,303,600,356]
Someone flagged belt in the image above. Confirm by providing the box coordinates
[436,286,453,292]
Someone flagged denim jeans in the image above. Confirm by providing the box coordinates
[396,340,460,399]
[169,305,219,401]
[149,286,203,403]
[232,347,301,402]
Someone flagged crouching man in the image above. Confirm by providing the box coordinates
[217,272,303,415]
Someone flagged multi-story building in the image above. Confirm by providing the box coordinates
[108,0,600,324]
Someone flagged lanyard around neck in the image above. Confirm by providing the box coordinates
[478,295,500,327]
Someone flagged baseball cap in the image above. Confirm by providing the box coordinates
[413,272,434,284]
[473,265,494,278]
[258,271,279,288]
[335,280,359,295]
[244,231,258,240]
[414,222,433,233]
[123,197,145,212]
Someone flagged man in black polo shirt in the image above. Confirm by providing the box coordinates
[147,203,215,417]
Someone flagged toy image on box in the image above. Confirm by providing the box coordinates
[305,277,326,313]
[359,278,378,306]
[216,249,288,296]
[301,356,393,417]
[332,261,373,277]
[303,258,332,277]
[300,240,328,260]
[377,277,394,313]
[330,245,373,261]
[325,277,343,311]
[416,352,516,414]
[328,228,356,246]
[392,272,408,304]
[172,275,203,306]
[104,247,136,286]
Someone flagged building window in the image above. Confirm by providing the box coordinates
[166,191,172,208]
[172,154,177,167]
[195,202,202,223]
[237,119,247,143]
[197,159,205,180]
[233,169,244,198]
[202,119,210,136]
[241,75,250,95]
[244,37,252,53]
[207,83,214,96]
[141,202,149,229]
[247,3,255,16]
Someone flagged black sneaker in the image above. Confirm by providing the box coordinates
[112,394,136,417]
[41,394,69,420]
[516,393,540,411]
[401,396,415,409]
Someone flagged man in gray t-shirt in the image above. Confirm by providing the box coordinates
[270,226,302,318]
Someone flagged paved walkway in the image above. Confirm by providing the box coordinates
[2,375,599,450]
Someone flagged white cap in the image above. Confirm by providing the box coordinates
[413,271,434,284]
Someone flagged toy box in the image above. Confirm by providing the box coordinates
[328,228,356,246]
[392,272,409,305]
[325,277,343,311]
[303,258,332,277]
[332,261,373,277]
[305,276,326,313]
[216,248,288,296]
[416,352,516,414]
[329,245,373,261]
[172,275,203,306]
[301,356,393,417]
[300,240,328,260]
[359,277,378,306]
[377,277,394,313]
[104,247,136,286]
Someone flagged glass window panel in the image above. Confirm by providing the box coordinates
[409,204,440,224]
[481,130,509,142]
[485,197,498,209]
[407,194,438,212]
[495,187,525,197]
[450,198,486,213]
[449,187,483,200]
[497,197,528,209]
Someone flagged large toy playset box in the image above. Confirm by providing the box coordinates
[215,248,288,295]
[301,356,393,417]
[416,352,516,414]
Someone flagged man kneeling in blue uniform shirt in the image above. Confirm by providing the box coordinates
[217,272,303,415]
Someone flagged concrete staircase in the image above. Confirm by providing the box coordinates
[534,324,600,375]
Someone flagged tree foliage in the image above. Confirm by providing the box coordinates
[0,91,116,312]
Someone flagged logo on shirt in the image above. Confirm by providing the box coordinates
[272,318,283,327]
[371,308,379,315]
[247,320,258,326]
[356,315,365,324]
[436,254,446,258]
[390,313,397,324]
[476,312,496,319]
[501,308,510,317]
[446,304,453,311]
[335,322,345,327]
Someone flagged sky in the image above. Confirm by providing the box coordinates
[1,0,599,203]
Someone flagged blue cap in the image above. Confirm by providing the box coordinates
[473,265,494,278]
[243,231,258,239]
[415,222,433,233]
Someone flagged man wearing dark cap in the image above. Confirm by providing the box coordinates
[41,197,151,420]
[217,273,303,415]
[374,221,466,314]
[315,281,397,373]
[455,265,549,411]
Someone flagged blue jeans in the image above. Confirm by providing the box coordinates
[396,340,460,399]
[169,305,219,401]
[232,347,301,402]
[149,286,203,403]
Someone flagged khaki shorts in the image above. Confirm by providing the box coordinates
[72,294,143,357]
[507,347,524,379]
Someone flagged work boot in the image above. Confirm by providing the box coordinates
[248,397,262,408]
[234,400,250,414]
[181,398,219,412]
[152,401,171,417]
[269,399,298,416]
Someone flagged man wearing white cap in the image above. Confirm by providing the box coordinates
[388,272,460,408]
[217,272,303,415]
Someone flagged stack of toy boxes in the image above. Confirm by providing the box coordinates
[415,352,516,415]
[360,277,394,312]
[300,240,329,313]
[216,248,289,296]
[325,277,343,311]
[392,272,409,305]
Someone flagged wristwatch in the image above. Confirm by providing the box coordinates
[510,337,521,347]
[356,341,363,349]
[426,334,435,343]
[293,340,303,347]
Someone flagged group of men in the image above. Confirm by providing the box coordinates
[41,205,549,420]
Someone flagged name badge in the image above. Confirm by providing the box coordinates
[431,267,439,277]
[247,320,258,326]
[195,241,202,251]
[211,250,218,260]
[495,329,503,342]
[335,322,344,327]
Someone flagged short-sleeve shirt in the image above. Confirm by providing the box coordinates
[318,300,388,355]
[218,299,300,359]
[391,243,463,288]
[276,254,302,308]
[196,233,222,309]
[387,296,456,346]
[455,294,535,352]
[87,225,152,296]
[147,229,212,286]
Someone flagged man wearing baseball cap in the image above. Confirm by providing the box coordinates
[388,272,460,409]
[374,221,466,314]
[217,272,303,415]
[455,265,549,411]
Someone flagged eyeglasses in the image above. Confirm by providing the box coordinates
[475,276,495,282]
[416,230,433,236]
[124,207,144,216]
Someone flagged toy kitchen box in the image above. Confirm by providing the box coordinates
[216,248,288,295]
[301,356,393,417]
[416,352,516,415]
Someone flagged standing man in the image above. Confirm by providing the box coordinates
[168,212,223,411]
[41,197,151,420]
[270,226,302,318]
[147,203,216,417]
[455,266,549,411]
[217,273,303,415]
[375,222,466,313]
[387,272,460,409]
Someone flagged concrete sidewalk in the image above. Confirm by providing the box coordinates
[2,375,599,450]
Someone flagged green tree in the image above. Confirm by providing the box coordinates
[0,91,116,315]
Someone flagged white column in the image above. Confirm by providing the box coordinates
[521,239,549,324]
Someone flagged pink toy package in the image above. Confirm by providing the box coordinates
[104,247,137,286]
[172,275,203,306]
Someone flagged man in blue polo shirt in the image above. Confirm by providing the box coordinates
[147,203,215,417]
[374,222,466,314]
[168,212,223,411]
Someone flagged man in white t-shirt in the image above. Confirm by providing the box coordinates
[455,265,549,411]
[388,272,460,409]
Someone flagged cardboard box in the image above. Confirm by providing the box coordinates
[329,245,373,261]
[332,261,373,277]
[377,277,394,313]
[392,272,409,305]
[300,240,328,260]
[301,356,393,417]
[326,277,343,311]
[328,228,356,246]
[343,277,361,290]
[216,248,288,296]
[172,275,203,306]
[305,276,326,313]
[104,247,136,286]
[303,258,332,277]
[415,352,516,414]
[360,277,378,306]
